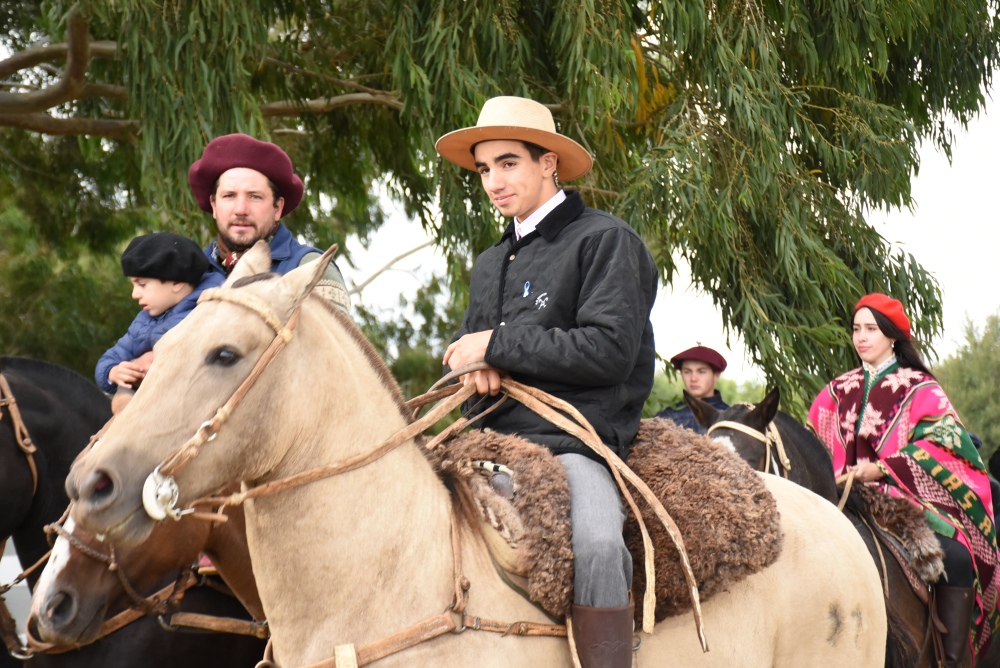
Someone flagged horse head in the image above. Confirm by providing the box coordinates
[28,511,215,646]
[65,240,353,546]
[686,387,781,472]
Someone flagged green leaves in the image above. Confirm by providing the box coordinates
[2,0,995,411]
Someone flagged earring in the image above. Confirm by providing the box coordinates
[552,170,559,186]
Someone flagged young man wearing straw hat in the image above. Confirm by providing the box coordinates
[438,96,657,668]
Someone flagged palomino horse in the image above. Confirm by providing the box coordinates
[0,357,265,668]
[688,388,1000,668]
[66,243,888,667]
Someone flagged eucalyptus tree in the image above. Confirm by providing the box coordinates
[1,0,997,412]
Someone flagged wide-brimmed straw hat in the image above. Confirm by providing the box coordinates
[435,96,593,181]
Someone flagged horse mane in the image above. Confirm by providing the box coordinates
[307,294,411,424]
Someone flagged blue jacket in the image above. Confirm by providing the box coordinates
[656,391,729,434]
[95,271,224,392]
[204,223,318,277]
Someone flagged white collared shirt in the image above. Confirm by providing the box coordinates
[862,355,897,376]
[515,190,567,240]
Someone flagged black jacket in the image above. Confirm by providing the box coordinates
[656,391,729,434]
[451,191,657,460]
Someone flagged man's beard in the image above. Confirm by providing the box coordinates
[218,220,278,254]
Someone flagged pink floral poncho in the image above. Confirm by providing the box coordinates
[809,362,1000,655]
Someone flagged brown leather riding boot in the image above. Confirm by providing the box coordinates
[935,585,975,667]
[570,603,635,668]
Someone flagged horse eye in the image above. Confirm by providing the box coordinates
[207,347,241,367]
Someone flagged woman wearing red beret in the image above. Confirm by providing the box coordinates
[808,293,999,665]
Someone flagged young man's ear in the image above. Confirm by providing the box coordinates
[542,152,558,176]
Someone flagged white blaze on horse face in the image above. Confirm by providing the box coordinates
[29,518,75,617]
[711,434,737,454]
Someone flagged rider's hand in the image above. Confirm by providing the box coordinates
[108,360,146,389]
[443,330,494,370]
[463,369,503,397]
[851,461,885,483]
[444,331,504,396]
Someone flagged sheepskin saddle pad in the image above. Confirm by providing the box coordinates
[840,481,945,595]
[436,418,784,621]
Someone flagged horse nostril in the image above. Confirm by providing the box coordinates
[93,473,113,495]
[80,469,117,506]
[45,591,77,626]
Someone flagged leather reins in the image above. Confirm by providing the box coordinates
[0,373,39,497]
[111,283,708,666]
[0,372,41,659]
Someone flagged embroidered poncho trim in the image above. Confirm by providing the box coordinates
[809,363,1000,655]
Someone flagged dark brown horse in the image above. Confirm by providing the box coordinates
[686,386,1000,668]
[0,356,265,668]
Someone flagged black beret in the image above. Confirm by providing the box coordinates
[121,232,210,285]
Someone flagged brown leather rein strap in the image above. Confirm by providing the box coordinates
[0,373,39,496]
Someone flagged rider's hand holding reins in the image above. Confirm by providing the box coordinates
[443,330,503,396]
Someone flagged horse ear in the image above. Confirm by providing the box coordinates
[748,387,781,427]
[222,240,272,286]
[278,244,339,308]
[685,390,720,429]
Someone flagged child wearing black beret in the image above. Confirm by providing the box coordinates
[95,232,224,411]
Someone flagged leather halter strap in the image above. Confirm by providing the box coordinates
[707,415,791,478]
[0,373,39,495]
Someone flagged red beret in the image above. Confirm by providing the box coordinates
[670,346,727,373]
[854,293,911,339]
[188,134,304,215]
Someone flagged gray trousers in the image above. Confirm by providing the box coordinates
[558,453,633,608]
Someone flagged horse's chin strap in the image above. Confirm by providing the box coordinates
[707,419,791,478]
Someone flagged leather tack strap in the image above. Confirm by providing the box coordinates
[0,373,39,495]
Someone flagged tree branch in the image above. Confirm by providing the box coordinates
[0,40,117,79]
[264,58,391,96]
[261,92,403,117]
[0,6,92,114]
[350,240,435,295]
[0,113,138,137]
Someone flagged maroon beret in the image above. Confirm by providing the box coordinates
[854,293,911,339]
[670,346,727,373]
[188,134,304,215]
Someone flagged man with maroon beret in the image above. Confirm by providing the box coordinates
[188,133,350,311]
[656,345,729,433]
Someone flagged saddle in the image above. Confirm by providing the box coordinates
[437,418,784,623]
[841,482,945,601]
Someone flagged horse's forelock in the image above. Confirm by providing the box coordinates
[231,273,279,289]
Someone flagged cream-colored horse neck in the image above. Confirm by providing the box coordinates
[68,243,886,667]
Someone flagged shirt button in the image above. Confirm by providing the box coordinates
[499,322,506,326]
[509,254,516,261]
